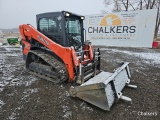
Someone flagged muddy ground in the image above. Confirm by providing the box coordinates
[0,46,159,120]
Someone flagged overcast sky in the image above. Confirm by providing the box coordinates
[0,0,106,29]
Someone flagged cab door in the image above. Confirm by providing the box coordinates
[37,12,66,46]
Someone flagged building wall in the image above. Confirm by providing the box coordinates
[84,9,157,48]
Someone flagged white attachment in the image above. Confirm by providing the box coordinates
[127,84,137,89]
[120,95,132,103]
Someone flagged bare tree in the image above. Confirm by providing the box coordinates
[121,0,129,11]
[113,0,122,12]
[143,0,160,38]
[153,0,160,38]
[103,0,139,12]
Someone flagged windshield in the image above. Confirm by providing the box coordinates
[66,18,82,50]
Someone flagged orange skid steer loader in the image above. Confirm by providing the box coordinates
[19,11,137,111]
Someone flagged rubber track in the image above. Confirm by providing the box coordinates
[26,50,68,83]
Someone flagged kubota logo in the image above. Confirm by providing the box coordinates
[100,14,121,26]
[37,35,49,46]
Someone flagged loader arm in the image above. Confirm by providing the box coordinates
[19,24,78,81]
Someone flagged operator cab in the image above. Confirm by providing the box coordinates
[36,11,85,51]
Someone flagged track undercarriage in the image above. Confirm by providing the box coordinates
[26,50,68,83]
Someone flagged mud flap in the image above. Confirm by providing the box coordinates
[69,62,137,111]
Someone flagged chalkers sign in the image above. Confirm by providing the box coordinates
[84,9,157,47]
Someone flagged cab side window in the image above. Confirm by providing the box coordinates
[39,17,61,33]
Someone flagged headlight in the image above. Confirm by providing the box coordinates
[81,16,85,20]
[66,13,70,16]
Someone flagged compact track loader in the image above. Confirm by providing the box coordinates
[19,11,137,111]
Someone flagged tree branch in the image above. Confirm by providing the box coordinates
[150,0,156,9]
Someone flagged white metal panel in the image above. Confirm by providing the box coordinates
[84,9,157,48]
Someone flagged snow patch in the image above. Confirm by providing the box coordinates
[8,112,17,120]
[0,99,5,108]
[62,106,72,119]
[1,46,21,51]
[0,53,20,57]
[0,74,37,92]
[63,111,72,119]
[59,84,65,89]
[8,88,39,120]
[59,91,70,99]
[80,102,93,111]
[0,46,22,57]
[21,88,39,101]
[65,91,70,97]
[101,48,160,67]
